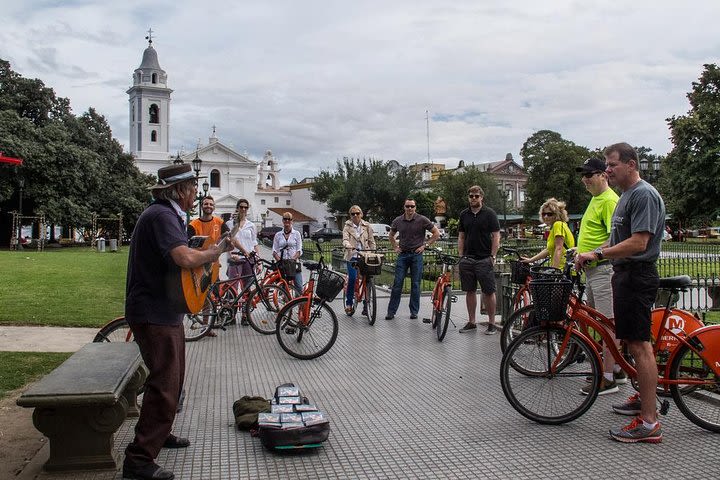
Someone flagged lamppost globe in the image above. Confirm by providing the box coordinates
[191,152,202,175]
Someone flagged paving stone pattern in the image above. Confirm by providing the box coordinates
[35,292,719,479]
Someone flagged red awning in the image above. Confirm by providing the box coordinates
[0,154,24,165]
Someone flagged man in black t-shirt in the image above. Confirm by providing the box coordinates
[123,164,228,480]
[457,185,501,335]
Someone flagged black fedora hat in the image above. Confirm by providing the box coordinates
[148,163,206,190]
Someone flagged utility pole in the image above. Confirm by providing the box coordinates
[426,110,430,163]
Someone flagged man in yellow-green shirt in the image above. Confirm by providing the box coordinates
[575,157,622,396]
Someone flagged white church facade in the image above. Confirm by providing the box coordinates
[127,37,336,230]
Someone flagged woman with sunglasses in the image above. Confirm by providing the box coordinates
[342,205,376,315]
[522,198,575,269]
[272,212,304,294]
[227,199,261,289]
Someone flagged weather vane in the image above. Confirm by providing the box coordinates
[145,28,154,45]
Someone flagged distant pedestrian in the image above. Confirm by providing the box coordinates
[456,186,501,335]
[385,198,440,320]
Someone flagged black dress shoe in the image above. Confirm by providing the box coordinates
[410,313,418,319]
[163,434,190,448]
[385,314,394,320]
[123,462,175,480]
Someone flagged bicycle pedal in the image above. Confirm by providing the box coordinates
[450,295,458,303]
[422,318,432,324]
[573,352,586,364]
[659,400,671,416]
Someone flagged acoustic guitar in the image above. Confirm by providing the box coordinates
[181,233,230,313]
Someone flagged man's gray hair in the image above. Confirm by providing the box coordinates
[153,180,194,202]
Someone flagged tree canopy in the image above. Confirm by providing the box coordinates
[519,130,592,217]
[662,63,720,225]
[310,157,420,224]
[431,165,505,221]
[0,59,153,241]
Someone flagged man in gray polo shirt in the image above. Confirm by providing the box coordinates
[576,142,665,443]
[385,198,440,320]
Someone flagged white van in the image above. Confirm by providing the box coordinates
[369,223,392,239]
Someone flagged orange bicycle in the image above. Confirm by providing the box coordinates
[500,274,720,432]
[337,248,386,325]
[422,247,460,341]
[275,241,344,359]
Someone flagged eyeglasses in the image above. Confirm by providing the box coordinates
[282,218,292,222]
[237,205,248,210]
[581,171,602,178]
[350,212,361,216]
[541,212,555,217]
[404,205,416,209]
[468,194,481,199]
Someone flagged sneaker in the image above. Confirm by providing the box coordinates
[612,393,642,416]
[485,324,498,335]
[614,370,628,384]
[459,322,477,333]
[385,314,395,320]
[581,377,619,396]
[345,306,353,315]
[361,307,368,316]
[609,416,662,443]
[410,313,418,319]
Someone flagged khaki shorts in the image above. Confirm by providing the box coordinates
[584,262,614,319]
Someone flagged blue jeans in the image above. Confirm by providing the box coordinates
[346,260,358,306]
[387,252,423,316]
[291,271,303,295]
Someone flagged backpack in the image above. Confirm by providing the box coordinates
[232,395,271,430]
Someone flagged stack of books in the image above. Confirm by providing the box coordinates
[258,386,329,430]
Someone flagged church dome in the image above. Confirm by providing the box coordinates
[139,45,162,71]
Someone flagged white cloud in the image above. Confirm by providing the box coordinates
[1,0,719,183]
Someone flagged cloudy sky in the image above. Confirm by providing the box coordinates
[1,1,718,184]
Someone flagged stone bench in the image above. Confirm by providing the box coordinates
[17,342,147,472]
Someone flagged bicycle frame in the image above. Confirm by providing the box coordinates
[431,261,452,312]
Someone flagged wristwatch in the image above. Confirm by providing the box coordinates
[593,247,604,261]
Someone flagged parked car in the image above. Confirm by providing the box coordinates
[258,226,282,242]
[369,223,392,240]
[310,228,343,241]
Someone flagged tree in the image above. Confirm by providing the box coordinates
[311,158,420,224]
[431,165,504,221]
[520,130,592,218]
[0,59,152,244]
[663,64,720,225]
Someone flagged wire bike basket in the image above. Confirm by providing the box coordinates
[529,278,573,323]
[529,266,563,281]
[509,260,531,284]
[315,268,345,302]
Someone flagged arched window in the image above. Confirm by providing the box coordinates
[151,73,157,84]
[136,72,141,83]
[149,104,159,124]
[210,169,220,188]
[151,130,157,142]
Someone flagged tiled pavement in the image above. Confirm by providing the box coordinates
[26,291,720,480]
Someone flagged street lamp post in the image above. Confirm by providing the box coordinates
[497,185,508,236]
[639,157,661,184]
[17,177,24,250]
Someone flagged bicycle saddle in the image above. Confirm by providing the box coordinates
[658,275,691,290]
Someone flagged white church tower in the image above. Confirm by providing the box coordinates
[127,30,172,169]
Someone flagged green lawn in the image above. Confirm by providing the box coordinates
[0,351,72,399]
[0,249,127,327]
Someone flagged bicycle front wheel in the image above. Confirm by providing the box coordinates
[500,305,537,353]
[436,285,451,341]
[364,277,377,326]
[244,284,291,335]
[670,343,720,433]
[93,317,133,342]
[276,297,339,360]
[500,326,600,425]
[183,297,216,341]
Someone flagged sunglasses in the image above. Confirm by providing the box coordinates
[282,218,292,222]
[237,205,249,209]
[404,205,416,209]
[350,212,361,216]
[468,194,481,199]
[541,212,555,217]
[581,171,603,178]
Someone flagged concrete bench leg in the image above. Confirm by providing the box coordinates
[32,397,129,471]
[123,363,148,418]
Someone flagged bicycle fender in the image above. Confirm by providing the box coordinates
[666,324,720,377]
